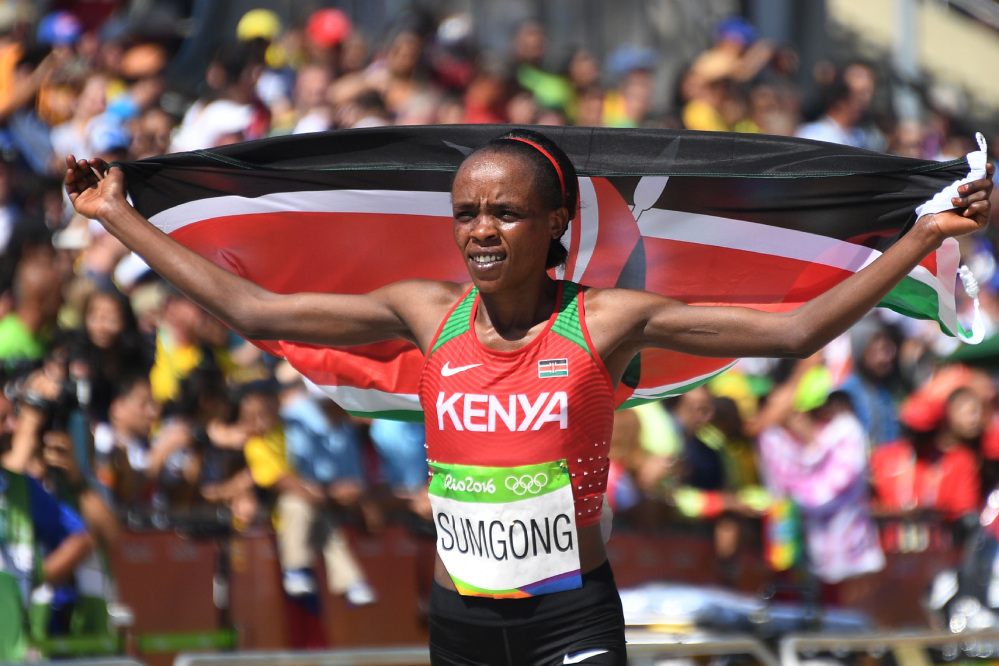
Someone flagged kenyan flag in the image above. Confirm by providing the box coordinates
[116,125,987,420]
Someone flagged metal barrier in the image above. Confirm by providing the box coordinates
[172,632,781,666]
[24,657,145,666]
[172,646,431,666]
[780,629,999,666]
[626,629,780,666]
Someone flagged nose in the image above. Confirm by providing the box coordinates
[469,213,499,242]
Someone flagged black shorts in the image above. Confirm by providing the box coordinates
[428,561,627,666]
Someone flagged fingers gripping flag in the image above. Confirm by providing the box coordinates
[118,125,985,420]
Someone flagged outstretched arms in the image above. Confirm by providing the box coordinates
[65,157,455,350]
[589,164,995,377]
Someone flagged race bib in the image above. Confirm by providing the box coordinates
[428,460,582,598]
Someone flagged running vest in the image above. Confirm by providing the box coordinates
[420,281,615,526]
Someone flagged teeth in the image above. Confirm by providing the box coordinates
[472,254,504,264]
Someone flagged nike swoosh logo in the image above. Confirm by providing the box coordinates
[564,649,609,664]
[441,362,482,376]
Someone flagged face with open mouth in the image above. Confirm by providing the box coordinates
[451,151,566,292]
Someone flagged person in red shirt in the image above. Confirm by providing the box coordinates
[872,386,983,523]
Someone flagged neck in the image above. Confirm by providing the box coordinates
[476,275,559,343]
[13,306,44,335]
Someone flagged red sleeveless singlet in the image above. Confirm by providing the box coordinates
[419,281,615,527]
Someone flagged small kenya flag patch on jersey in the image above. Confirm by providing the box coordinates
[538,359,568,378]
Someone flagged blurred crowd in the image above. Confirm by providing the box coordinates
[2,0,999,658]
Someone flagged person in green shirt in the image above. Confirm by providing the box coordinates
[0,257,62,368]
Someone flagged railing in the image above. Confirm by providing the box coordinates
[625,629,780,666]
[171,631,781,666]
[24,657,145,666]
[34,628,999,666]
[172,646,431,666]
[779,629,999,666]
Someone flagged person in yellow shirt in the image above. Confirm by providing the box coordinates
[149,290,234,404]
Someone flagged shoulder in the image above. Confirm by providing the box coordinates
[385,279,471,342]
[379,279,468,308]
[580,285,668,315]
[579,284,684,334]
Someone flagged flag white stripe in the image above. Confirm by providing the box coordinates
[149,189,453,235]
[569,178,599,283]
[626,361,738,402]
[638,208,875,273]
[304,382,421,414]
[640,207,959,329]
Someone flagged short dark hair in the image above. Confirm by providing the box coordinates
[111,372,150,403]
[460,128,578,269]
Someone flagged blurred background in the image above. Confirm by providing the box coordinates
[2,0,999,664]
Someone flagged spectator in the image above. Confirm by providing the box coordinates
[836,315,903,447]
[93,373,160,509]
[758,362,885,599]
[238,382,323,644]
[369,418,432,520]
[669,387,725,492]
[603,45,656,128]
[794,71,866,147]
[509,20,572,116]
[2,361,118,643]
[170,40,270,152]
[841,60,887,152]
[68,286,152,422]
[148,290,232,404]
[47,72,107,168]
[0,254,62,369]
[872,386,984,526]
[0,465,94,662]
[282,63,333,134]
[562,47,601,125]
[303,7,352,77]
[278,365,376,605]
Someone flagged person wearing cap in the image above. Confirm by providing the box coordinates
[303,7,351,76]
[871,377,984,527]
[757,359,886,600]
[601,45,657,128]
[236,9,294,125]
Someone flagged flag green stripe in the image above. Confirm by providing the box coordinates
[345,408,424,422]
[879,275,951,336]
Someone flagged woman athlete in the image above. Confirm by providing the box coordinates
[66,129,993,665]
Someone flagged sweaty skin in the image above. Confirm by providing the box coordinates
[66,149,994,590]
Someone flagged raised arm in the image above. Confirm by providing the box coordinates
[589,164,994,376]
[65,157,455,350]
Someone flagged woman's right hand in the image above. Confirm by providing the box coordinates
[64,155,127,222]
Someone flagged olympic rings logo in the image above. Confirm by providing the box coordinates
[505,473,549,496]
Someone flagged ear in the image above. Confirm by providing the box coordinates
[549,206,570,240]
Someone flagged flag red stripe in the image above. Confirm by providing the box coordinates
[642,237,858,305]
[170,212,469,294]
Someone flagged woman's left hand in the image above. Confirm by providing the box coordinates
[920,162,995,240]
